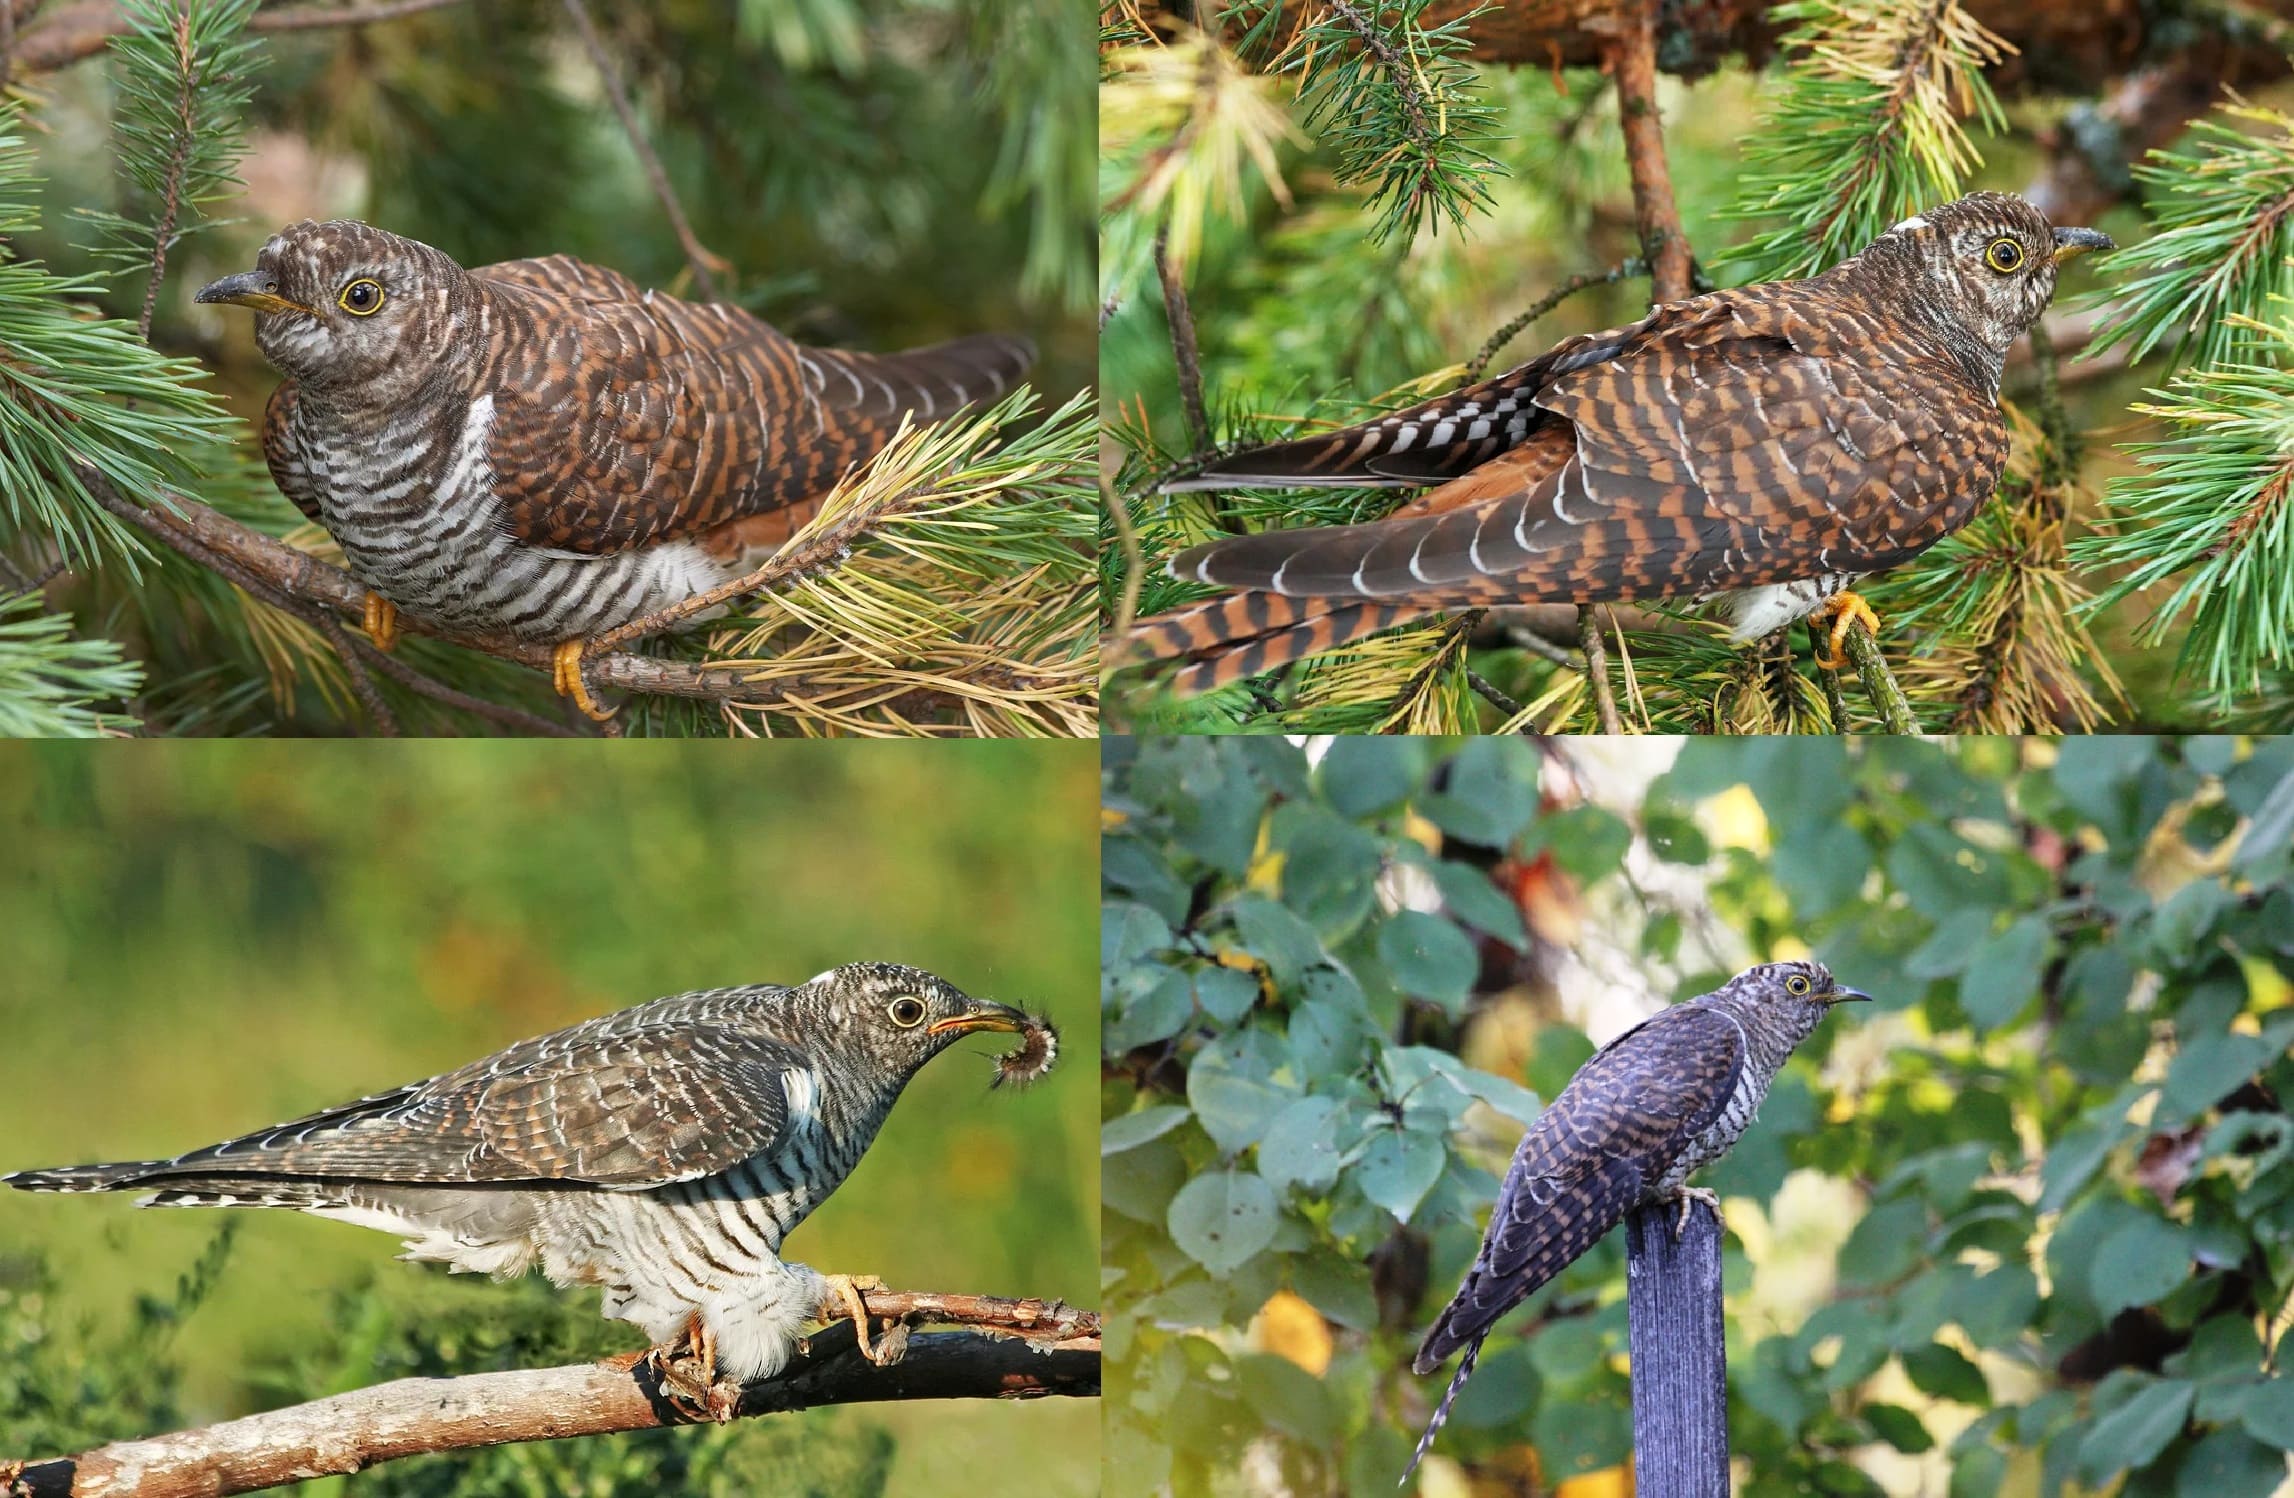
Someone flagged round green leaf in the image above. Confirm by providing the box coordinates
[2079,1379,2194,1480]
[1352,1124,1445,1222]
[1167,1168,1280,1275]
[1376,909,1478,1011]
[1103,1104,1192,1156]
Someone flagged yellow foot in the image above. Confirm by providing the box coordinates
[821,1273,892,1366]
[552,639,616,722]
[1670,1186,1723,1240]
[362,593,399,652]
[1812,590,1882,671]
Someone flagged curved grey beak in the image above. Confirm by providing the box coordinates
[2051,227,2114,265]
[195,269,315,318]
[1832,987,1874,1004]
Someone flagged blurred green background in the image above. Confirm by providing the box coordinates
[0,740,1098,1496]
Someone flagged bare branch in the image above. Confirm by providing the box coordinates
[13,0,471,73]
[1,1295,1099,1498]
[559,0,727,302]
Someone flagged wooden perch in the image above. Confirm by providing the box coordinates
[0,1292,1099,1498]
[1624,1199,1728,1495]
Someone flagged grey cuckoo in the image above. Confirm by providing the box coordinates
[1402,959,1868,1482]
[4,962,1059,1418]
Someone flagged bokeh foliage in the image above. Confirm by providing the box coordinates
[0,740,1099,1496]
[1102,734,2294,1495]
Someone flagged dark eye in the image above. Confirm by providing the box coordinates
[887,997,927,1028]
[1983,238,2025,274]
[338,278,385,316]
[1785,973,1812,996]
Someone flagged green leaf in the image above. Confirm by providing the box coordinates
[2233,767,2294,873]
[1103,901,1172,966]
[1352,1124,1445,1222]
[1193,967,1260,1025]
[2079,1378,2194,1481]
[2175,1426,2288,1498]
[1528,1318,1606,1383]
[1167,1168,1280,1275]
[1319,738,1426,817]
[1230,894,1326,987]
[1525,805,1632,883]
[2164,1029,2272,1119]
[1837,1197,1926,1288]
[2092,1215,2194,1316]
[1429,858,1528,944]
[1257,1096,1350,1192]
[1188,1030,1297,1153]
[2239,1377,2294,1449]
[1109,967,1194,1051]
[1901,1344,1989,1405]
[1957,915,2048,1032]
[1104,1104,1193,1156]
[1418,739,1541,849]
[1375,909,1478,1012]
[1235,1351,1339,1445]
[1863,1402,1936,1453]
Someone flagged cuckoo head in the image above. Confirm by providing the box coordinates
[1848,191,2111,379]
[196,220,471,400]
[795,961,1045,1085]
[1723,958,1873,1024]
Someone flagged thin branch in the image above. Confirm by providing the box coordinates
[313,612,399,735]
[559,0,725,302]
[1462,258,1646,385]
[1154,220,1212,459]
[1579,604,1621,734]
[1466,668,1523,720]
[1,1294,1098,1498]
[1607,6,1693,305]
[13,0,470,73]
[1842,619,1917,733]
[134,2,199,342]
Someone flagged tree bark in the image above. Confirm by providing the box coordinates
[1624,1198,1729,1497]
[0,1295,1099,1498]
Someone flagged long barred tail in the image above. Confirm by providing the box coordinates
[1121,593,1436,695]
[1399,1336,1483,1487]
[3,1161,163,1193]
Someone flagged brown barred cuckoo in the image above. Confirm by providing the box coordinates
[195,221,1034,718]
[1125,193,2110,694]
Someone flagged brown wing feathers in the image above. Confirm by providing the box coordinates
[473,258,1032,557]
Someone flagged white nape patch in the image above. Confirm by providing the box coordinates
[782,1067,822,1127]
[807,968,839,987]
[1890,214,1930,234]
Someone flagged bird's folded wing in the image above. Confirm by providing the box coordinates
[1168,293,2006,604]
[109,1023,807,1189]
[472,260,1030,557]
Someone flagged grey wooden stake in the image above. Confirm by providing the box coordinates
[1624,1196,1730,1496]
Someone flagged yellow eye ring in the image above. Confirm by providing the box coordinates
[338,278,386,316]
[1785,974,1813,996]
[887,996,928,1028]
[1984,238,2025,274]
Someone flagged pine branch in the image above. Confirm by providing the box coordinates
[1719,0,2008,284]
[0,588,140,735]
[0,1293,1099,1498]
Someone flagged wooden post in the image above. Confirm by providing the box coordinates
[1624,1197,1730,1495]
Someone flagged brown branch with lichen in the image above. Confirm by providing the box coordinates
[0,1292,1097,1498]
[11,0,469,73]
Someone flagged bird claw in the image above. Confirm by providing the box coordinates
[821,1273,895,1365]
[1671,1186,1722,1240]
[362,593,399,652]
[552,639,617,721]
[1812,590,1881,671]
[645,1317,742,1423]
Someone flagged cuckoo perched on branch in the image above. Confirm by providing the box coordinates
[1401,959,1868,1484]
[5,963,1060,1423]
[1124,193,2110,694]
[194,221,1035,717]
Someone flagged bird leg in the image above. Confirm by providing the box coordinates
[1810,590,1882,671]
[551,640,618,722]
[362,593,399,652]
[644,1313,742,1424]
[819,1273,894,1365]
[1669,1186,1723,1240]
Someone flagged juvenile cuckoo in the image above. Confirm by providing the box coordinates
[1402,960,1868,1482]
[195,221,1034,714]
[5,963,1057,1418]
[1125,193,2110,693]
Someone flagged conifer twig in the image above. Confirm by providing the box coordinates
[1462,257,1646,384]
[1843,620,1916,732]
[1579,605,1621,734]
